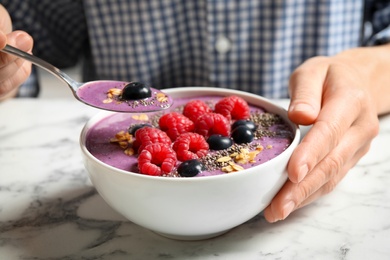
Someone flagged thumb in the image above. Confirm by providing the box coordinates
[288,57,329,125]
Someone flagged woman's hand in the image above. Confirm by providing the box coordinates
[264,44,390,222]
[0,4,33,100]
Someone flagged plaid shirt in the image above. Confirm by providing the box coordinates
[4,0,390,98]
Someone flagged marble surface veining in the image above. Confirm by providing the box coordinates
[1,99,390,260]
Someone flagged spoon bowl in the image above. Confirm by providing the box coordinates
[1,44,173,112]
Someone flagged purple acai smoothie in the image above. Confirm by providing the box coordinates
[85,95,294,177]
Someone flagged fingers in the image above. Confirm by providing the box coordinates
[0,31,33,69]
[263,118,376,223]
[297,141,370,209]
[2,30,34,56]
[288,62,376,184]
[0,31,33,99]
[288,88,361,183]
[0,4,12,48]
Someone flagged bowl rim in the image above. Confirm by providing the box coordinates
[80,87,300,182]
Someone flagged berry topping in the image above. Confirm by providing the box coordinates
[232,120,256,132]
[172,132,209,161]
[121,82,152,100]
[214,96,250,120]
[133,127,172,153]
[195,112,231,138]
[207,134,233,150]
[138,143,177,176]
[104,94,287,177]
[159,112,195,141]
[177,159,206,177]
[128,123,153,136]
[182,100,212,122]
[231,125,254,144]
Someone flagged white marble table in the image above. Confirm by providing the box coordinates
[1,98,390,260]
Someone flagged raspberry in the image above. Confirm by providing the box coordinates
[182,100,212,122]
[133,127,172,153]
[138,143,177,176]
[214,96,250,120]
[195,112,230,138]
[172,132,209,161]
[159,112,195,141]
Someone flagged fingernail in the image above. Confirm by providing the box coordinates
[282,201,295,219]
[297,164,308,183]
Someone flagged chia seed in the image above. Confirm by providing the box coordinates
[199,143,256,171]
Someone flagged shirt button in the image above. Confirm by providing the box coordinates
[215,35,232,54]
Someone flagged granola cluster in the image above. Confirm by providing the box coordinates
[110,131,135,156]
[109,113,153,156]
[201,144,270,173]
[103,88,123,104]
[216,148,260,173]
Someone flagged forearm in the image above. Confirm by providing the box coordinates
[335,43,390,116]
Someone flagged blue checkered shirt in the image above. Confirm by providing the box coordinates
[4,0,390,98]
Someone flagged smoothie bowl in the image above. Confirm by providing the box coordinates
[80,87,300,240]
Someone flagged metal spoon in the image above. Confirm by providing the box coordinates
[1,44,173,112]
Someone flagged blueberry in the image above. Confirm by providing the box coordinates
[231,125,254,144]
[128,123,153,135]
[177,159,205,177]
[121,82,152,100]
[232,120,256,132]
[207,134,233,150]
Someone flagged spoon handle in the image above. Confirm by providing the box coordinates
[1,44,81,92]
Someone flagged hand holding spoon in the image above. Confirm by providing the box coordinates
[1,44,173,112]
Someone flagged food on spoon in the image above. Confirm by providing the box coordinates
[86,95,294,177]
[77,80,172,112]
[120,82,152,100]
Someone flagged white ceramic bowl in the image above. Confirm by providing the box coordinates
[80,87,300,240]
